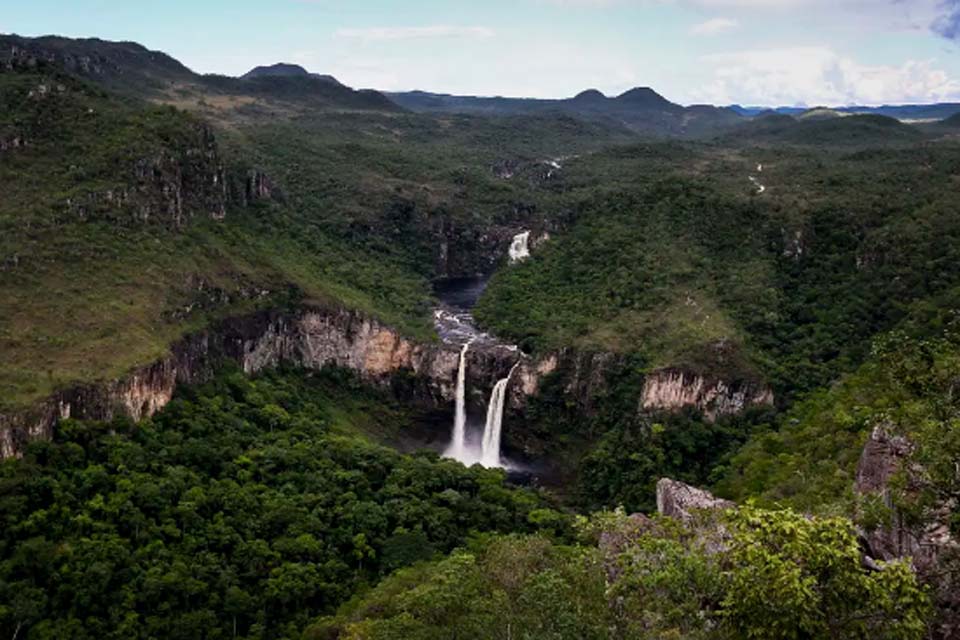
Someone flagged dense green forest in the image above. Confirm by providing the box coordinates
[0,369,566,638]
[310,509,929,640]
[3,34,960,639]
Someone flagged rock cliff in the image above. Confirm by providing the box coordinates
[656,478,735,521]
[854,424,954,569]
[854,424,959,638]
[65,122,228,227]
[0,305,519,459]
[640,368,774,421]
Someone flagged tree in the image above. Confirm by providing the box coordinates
[722,507,929,640]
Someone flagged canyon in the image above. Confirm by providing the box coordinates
[0,299,775,460]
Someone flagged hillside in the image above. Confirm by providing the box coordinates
[389,87,743,137]
[732,102,960,121]
[724,112,924,146]
[0,34,399,118]
[0,38,638,412]
[2,31,960,639]
[241,62,341,86]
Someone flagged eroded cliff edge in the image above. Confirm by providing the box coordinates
[0,305,518,458]
[1,304,775,459]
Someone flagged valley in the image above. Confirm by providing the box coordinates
[1,32,959,640]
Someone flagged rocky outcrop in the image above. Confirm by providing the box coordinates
[640,368,773,421]
[854,424,959,638]
[0,133,26,152]
[656,478,734,521]
[240,169,281,205]
[510,349,621,412]
[1,37,194,88]
[854,425,953,568]
[0,305,520,459]
[65,123,227,226]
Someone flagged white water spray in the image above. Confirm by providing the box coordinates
[509,231,531,263]
[480,362,520,468]
[444,339,473,461]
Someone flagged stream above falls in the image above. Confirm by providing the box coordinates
[433,276,505,349]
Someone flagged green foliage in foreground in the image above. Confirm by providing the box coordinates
[311,507,929,640]
[0,369,565,640]
[716,317,960,517]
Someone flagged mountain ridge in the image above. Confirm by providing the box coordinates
[387,86,741,137]
[0,33,399,113]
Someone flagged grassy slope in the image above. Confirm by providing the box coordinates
[0,68,431,410]
[475,139,960,395]
[0,63,636,411]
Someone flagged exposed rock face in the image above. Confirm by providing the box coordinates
[0,305,519,459]
[0,133,26,152]
[3,42,112,76]
[854,424,959,638]
[656,478,734,521]
[854,425,952,568]
[510,349,620,412]
[243,169,279,205]
[1,37,193,87]
[516,354,559,400]
[62,122,227,227]
[640,368,773,421]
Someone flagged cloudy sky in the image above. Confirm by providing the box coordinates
[6,0,960,106]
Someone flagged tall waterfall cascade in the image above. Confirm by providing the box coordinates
[480,362,520,468]
[509,231,531,263]
[444,339,473,462]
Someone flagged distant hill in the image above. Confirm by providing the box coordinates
[388,87,742,138]
[0,34,398,113]
[797,107,847,121]
[730,102,960,122]
[242,62,342,86]
[941,112,960,127]
[726,113,923,146]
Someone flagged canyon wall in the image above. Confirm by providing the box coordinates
[1,307,775,459]
[640,368,774,421]
[0,305,519,459]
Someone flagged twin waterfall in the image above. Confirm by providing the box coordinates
[441,229,531,468]
[443,341,519,469]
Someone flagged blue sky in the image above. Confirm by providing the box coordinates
[5,0,960,106]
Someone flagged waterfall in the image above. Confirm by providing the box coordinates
[480,362,520,468]
[509,231,531,263]
[444,339,473,461]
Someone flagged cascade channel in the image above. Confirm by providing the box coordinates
[433,273,521,468]
[508,231,531,263]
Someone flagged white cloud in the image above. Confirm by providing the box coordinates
[690,17,739,35]
[334,26,495,42]
[694,46,960,106]
[537,0,947,33]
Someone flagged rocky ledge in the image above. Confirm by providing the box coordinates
[0,305,521,459]
[640,368,774,421]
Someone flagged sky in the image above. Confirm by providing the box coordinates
[5,0,960,106]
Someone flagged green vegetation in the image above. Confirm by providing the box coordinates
[310,508,929,640]
[479,142,960,395]
[5,34,960,639]
[475,178,768,377]
[0,58,634,411]
[0,368,564,639]
[716,318,960,515]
